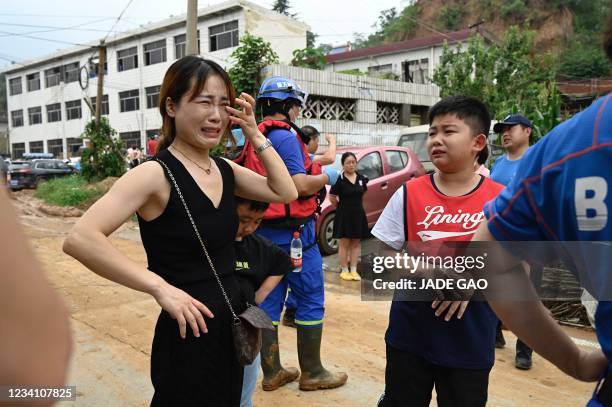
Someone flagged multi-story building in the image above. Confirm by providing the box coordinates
[325,29,475,84]
[2,0,308,159]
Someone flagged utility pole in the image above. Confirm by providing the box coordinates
[95,40,106,127]
[186,0,198,56]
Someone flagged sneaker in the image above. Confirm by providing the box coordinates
[515,352,533,370]
[340,271,353,281]
[350,271,361,281]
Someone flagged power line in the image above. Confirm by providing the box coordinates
[0,30,93,47]
[0,20,121,34]
[0,18,117,38]
[103,0,136,42]
[0,12,150,19]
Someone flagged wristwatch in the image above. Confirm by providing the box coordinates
[254,138,273,155]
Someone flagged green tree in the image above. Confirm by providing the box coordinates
[353,3,420,49]
[80,118,126,181]
[558,45,612,78]
[437,5,463,30]
[433,27,561,142]
[272,0,295,16]
[228,34,279,97]
[500,0,528,19]
[306,31,317,49]
[291,47,327,70]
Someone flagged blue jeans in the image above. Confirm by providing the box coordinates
[240,353,261,407]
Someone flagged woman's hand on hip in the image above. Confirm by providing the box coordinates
[152,282,214,339]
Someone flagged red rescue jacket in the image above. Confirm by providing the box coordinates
[234,119,322,227]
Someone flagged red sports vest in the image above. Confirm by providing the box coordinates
[403,175,504,255]
[234,119,321,225]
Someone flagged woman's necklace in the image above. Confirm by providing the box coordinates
[170,145,212,175]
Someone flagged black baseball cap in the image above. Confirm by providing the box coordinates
[493,114,533,133]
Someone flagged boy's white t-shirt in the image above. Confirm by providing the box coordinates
[371,187,405,250]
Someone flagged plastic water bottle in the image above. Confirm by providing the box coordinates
[290,231,303,273]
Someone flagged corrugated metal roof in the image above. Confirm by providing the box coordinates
[326,29,472,64]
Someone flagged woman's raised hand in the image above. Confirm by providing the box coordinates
[225,93,265,143]
[153,281,214,339]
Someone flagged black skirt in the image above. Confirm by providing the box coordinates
[150,279,245,406]
[333,204,369,239]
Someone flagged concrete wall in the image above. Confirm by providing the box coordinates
[262,64,440,146]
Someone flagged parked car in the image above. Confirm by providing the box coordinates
[8,159,74,190]
[397,122,503,173]
[315,145,425,255]
[1,159,8,187]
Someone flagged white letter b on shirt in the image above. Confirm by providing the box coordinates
[575,177,608,231]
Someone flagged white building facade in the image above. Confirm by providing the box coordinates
[325,30,473,85]
[3,0,308,159]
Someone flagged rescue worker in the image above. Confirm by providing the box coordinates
[242,76,347,391]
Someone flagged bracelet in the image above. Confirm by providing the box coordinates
[254,138,273,155]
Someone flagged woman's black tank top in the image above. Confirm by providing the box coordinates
[137,149,239,289]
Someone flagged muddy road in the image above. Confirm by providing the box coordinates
[10,191,599,406]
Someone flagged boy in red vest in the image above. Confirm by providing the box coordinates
[372,96,505,406]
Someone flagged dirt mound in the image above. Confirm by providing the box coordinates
[38,204,83,217]
[87,177,119,192]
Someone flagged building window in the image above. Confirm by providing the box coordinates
[120,131,142,149]
[89,62,108,78]
[90,95,109,115]
[66,99,82,120]
[26,73,40,92]
[368,64,399,80]
[117,46,138,72]
[376,102,401,124]
[67,138,83,157]
[9,77,22,95]
[47,139,64,158]
[29,141,44,154]
[145,85,161,109]
[28,107,42,125]
[45,67,61,87]
[402,58,429,84]
[12,143,25,159]
[209,20,239,52]
[301,96,356,121]
[174,32,200,59]
[119,89,140,112]
[46,103,62,122]
[11,110,23,127]
[63,62,79,83]
[144,39,167,66]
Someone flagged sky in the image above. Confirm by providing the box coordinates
[0,0,411,69]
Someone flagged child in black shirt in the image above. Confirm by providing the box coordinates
[234,197,293,407]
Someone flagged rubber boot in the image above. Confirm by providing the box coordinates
[260,327,300,391]
[297,326,348,391]
[282,308,297,328]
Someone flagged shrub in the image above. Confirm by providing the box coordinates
[35,175,104,207]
